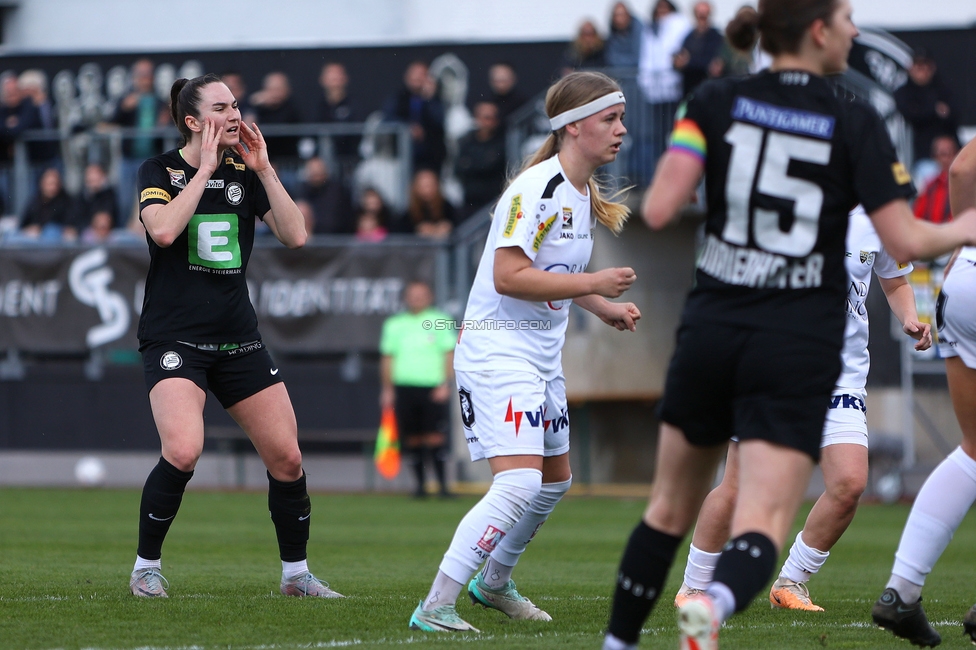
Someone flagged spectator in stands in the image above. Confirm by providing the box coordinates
[487,62,527,130]
[380,280,455,498]
[913,135,961,225]
[0,73,37,214]
[894,50,960,187]
[637,0,692,183]
[14,167,75,242]
[220,71,256,124]
[718,5,761,78]
[355,207,388,242]
[606,2,644,68]
[454,101,506,219]
[295,156,353,235]
[403,168,456,239]
[250,71,304,161]
[313,62,361,163]
[561,20,607,75]
[18,70,59,170]
[74,162,119,241]
[109,59,169,219]
[384,61,447,173]
[673,2,724,96]
[355,186,393,239]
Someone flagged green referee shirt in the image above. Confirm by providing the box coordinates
[379,308,455,387]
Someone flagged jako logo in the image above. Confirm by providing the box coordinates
[68,248,130,348]
[504,398,545,436]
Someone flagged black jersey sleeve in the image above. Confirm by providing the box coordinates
[844,100,915,213]
[137,158,173,211]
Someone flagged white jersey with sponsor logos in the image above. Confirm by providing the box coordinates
[454,155,594,380]
[838,206,912,389]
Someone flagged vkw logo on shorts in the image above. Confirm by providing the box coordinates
[225,182,244,205]
[458,387,475,429]
[160,351,183,370]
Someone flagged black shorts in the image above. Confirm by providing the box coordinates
[141,340,283,409]
[657,321,842,461]
[395,385,449,441]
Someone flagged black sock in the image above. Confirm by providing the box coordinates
[408,448,426,494]
[607,521,682,644]
[268,471,311,563]
[430,445,449,493]
[712,531,778,614]
[137,457,193,560]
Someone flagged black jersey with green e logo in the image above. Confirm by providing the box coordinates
[136,149,271,343]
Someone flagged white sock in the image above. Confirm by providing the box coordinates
[437,468,543,585]
[705,581,736,623]
[133,555,161,572]
[886,575,923,604]
[282,559,308,578]
[890,447,976,596]
[780,531,829,583]
[489,476,572,570]
[602,632,638,650]
[423,570,464,611]
[683,543,721,590]
[481,556,515,589]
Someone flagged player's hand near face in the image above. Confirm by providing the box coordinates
[236,122,270,173]
[199,117,222,176]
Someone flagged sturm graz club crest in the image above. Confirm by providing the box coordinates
[458,387,475,429]
[225,181,244,205]
[160,351,183,370]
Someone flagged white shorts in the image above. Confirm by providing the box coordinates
[937,260,976,369]
[455,369,570,462]
[821,388,868,448]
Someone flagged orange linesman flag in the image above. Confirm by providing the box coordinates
[374,406,401,480]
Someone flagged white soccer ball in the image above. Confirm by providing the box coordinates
[74,456,107,486]
[875,472,902,504]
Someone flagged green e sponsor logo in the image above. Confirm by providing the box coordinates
[188,214,241,269]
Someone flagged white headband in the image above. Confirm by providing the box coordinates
[549,91,626,131]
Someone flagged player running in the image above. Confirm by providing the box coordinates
[672,206,931,613]
[602,0,976,647]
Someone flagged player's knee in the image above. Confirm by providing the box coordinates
[536,475,572,509]
[164,446,202,473]
[829,472,866,511]
[491,468,544,520]
[268,449,303,480]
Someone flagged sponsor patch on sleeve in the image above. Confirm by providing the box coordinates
[140,187,172,203]
[502,194,523,239]
[532,214,558,252]
[892,162,911,185]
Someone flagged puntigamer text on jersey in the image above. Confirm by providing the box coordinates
[697,233,823,289]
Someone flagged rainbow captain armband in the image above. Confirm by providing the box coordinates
[669,118,706,163]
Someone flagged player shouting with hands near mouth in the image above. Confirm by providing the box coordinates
[129,73,341,600]
[409,71,640,633]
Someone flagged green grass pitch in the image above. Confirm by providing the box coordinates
[3,487,976,649]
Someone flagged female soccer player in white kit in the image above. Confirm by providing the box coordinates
[872,130,976,647]
[671,206,931,613]
[409,70,641,633]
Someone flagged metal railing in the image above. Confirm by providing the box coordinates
[3,120,413,218]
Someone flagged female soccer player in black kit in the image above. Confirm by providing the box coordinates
[128,74,342,599]
[601,1,976,648]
